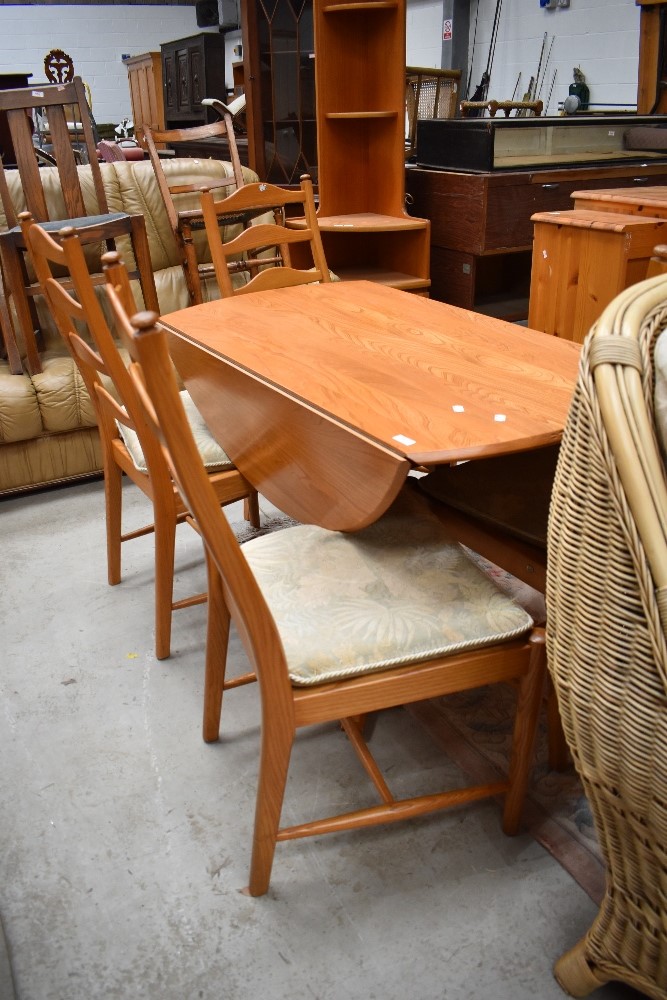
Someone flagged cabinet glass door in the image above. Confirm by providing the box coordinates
[252,0,316,184]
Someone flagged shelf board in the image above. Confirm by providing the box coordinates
[324,2,398,11]
[314,213,429,233]
[325,111,398,119]
[332,266,430,291]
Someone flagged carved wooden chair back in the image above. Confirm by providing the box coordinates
[200,173,331,297]
[21,214,258,661]
[142,118,244,304]
[108,284,547,896]
[43,48,93,122]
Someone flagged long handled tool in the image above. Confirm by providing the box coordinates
[468,0,504,107]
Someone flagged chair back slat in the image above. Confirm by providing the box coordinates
[6,108,49,219]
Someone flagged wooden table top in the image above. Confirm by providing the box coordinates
[162,281,580,529]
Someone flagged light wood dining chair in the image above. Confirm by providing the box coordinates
[199,173,331,297]
[142,118,245,305]
[107,272,547,897]
[21,213,260,661]
[0,76,159,376]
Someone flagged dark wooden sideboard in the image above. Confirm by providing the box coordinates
[0,73,32,166]
[406,162,667,319]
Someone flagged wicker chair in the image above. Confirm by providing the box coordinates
[546,274,667,999]
[405,66,460,161]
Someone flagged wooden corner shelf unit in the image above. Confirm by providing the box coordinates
[312,0,430,292]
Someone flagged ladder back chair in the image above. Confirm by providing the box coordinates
[109,280,548,897]
[142,117,245,305]
[200,174,331,297]
[547,274,667,999]
[0,76,159,376]
[22,214,259,662]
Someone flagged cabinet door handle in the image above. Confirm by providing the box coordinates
[541,183,559,190]
[632,176,649,184]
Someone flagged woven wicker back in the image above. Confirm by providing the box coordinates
[546,275,667,997]
[405,67,460,160]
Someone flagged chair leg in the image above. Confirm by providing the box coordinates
[502,630,547,835]
[153,503,177,661]
[246,722,295,897]
[244,490,261,529]
[179,224,203,305]
[104,459,124,586]
[202,549,231,743]
[0,238,42,375]
[0,271,22,374]
[128,215,160,314]
[553,936,610,997]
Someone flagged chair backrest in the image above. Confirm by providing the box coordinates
[405,67,460,158]
[20,215,172,494]
[44,48,75,84]
[200,173,331,296]
[43,49,93,112]
[142,118,244,235]
[105,278,292,710]
[0,77,106,229]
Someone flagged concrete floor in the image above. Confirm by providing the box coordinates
[0,478,645,1000]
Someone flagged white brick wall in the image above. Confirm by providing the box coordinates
[0,0,643,127]
[407,0,446,68]
[406,0,641,115]
[0,5,207,126]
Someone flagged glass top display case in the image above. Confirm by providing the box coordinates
[416,115,667,173]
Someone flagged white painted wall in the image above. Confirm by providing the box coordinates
[407,0,446,68]
[0,1,643,126]
[0,5,206,126]
[406,0,642,116]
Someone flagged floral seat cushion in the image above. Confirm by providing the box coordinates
[242,486,533,686]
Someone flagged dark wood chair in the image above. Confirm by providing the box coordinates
[106,260,548,897]
[0,76,159,375]
[200,174,331,297]
[22,213,259,661]
[142,117,245,304]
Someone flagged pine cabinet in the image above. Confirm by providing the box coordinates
[124,52,164,145]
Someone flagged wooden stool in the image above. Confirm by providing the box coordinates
[528,209,667,343]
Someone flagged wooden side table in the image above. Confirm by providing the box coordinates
[572,185,667,218]
[528,209,667,342]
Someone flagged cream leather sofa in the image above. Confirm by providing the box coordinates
[0,157,258,496]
